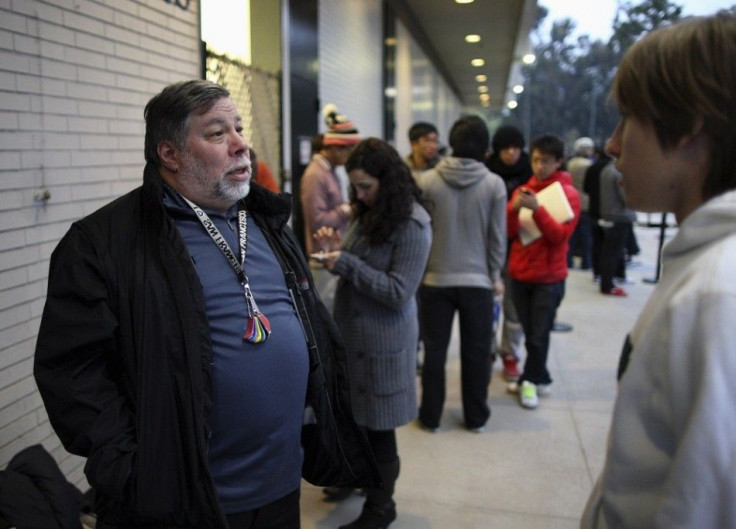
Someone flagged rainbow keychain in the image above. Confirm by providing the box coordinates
[243,282,271,344]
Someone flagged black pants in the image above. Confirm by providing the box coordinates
[600,222,630,292]
[511,279,564,385]
[568,211,593,269]
[226,489,300,529]
[418,285,494,429]
[364,428,398,465]
[591,218,605,279]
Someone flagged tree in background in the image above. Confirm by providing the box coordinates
[510,0,701,151]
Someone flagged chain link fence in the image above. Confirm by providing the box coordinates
[205,49,282,187]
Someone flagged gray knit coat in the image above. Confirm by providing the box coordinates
[331,201,432,430]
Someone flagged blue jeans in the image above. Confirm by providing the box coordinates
[511,279,564,385]
[418,285,494,429]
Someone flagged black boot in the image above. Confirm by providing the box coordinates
[339,460,400,529]
[322,486,355,502]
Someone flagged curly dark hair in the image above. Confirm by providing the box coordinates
[345,138,426,244]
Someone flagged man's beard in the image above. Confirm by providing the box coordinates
[180,150,251,208]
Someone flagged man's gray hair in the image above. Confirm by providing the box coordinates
[144,80,230,168]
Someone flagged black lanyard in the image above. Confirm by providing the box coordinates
[181,196,271,343]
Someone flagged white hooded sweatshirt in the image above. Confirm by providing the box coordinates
[582,189,736,528]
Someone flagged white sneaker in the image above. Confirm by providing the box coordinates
[519,381,539,409]
[537,383,552,397]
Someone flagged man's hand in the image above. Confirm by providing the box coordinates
[493,279,505,297]
[513,188,539,212]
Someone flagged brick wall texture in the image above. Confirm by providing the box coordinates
[0,0,200,489]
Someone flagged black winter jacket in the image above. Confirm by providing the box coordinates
[34,165,379,527]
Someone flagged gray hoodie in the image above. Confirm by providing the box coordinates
[417,156,507,288]
[582,189,736,528]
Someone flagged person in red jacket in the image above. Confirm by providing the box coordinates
[506,134,580,409]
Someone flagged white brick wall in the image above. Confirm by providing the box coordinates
[0,0,200,489]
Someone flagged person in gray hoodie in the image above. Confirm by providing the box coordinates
[416,115,507,432]
[582,13,736,528]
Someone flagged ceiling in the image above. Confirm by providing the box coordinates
[386,0,538,111]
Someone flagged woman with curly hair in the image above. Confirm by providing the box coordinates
[314,137,432,529]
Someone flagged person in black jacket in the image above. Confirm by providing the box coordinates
[33,80,378,529]
[485,125,533,382]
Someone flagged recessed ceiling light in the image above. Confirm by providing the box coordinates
[478,86,489,93]
[508,100,519,109]
[513,84,524,94]
[479,94,490,102]
[465,34,481,43]
[522,53,536,65]
[475,74,487,82]
[455,0,474,4]
[471,59,485,67]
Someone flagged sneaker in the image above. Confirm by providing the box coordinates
[537,383,552,397]
[506,381,519,394]
[602,286,628,297]
[519,381,539,409]
[502,356,521,381]
[466,423,486,434]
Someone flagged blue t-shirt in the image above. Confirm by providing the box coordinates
[164,189,309,513]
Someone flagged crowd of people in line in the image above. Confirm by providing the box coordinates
[27,11,736,529]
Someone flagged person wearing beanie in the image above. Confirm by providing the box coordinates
[405,121,441,179]
[486,125,533,198]
[485,125,533,383]
[301,104,361,310]
[566,137,595,270]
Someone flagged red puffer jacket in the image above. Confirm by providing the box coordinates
[507,171,580,284]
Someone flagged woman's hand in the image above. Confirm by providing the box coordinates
[321,251,341,272]
[313,226,341,252]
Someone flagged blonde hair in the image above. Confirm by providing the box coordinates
[612,11,736,200]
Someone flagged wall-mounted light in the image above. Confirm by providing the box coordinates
[471,58,485,67]
[465,34,481,43]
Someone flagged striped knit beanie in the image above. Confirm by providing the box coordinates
[322,103,361,146]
